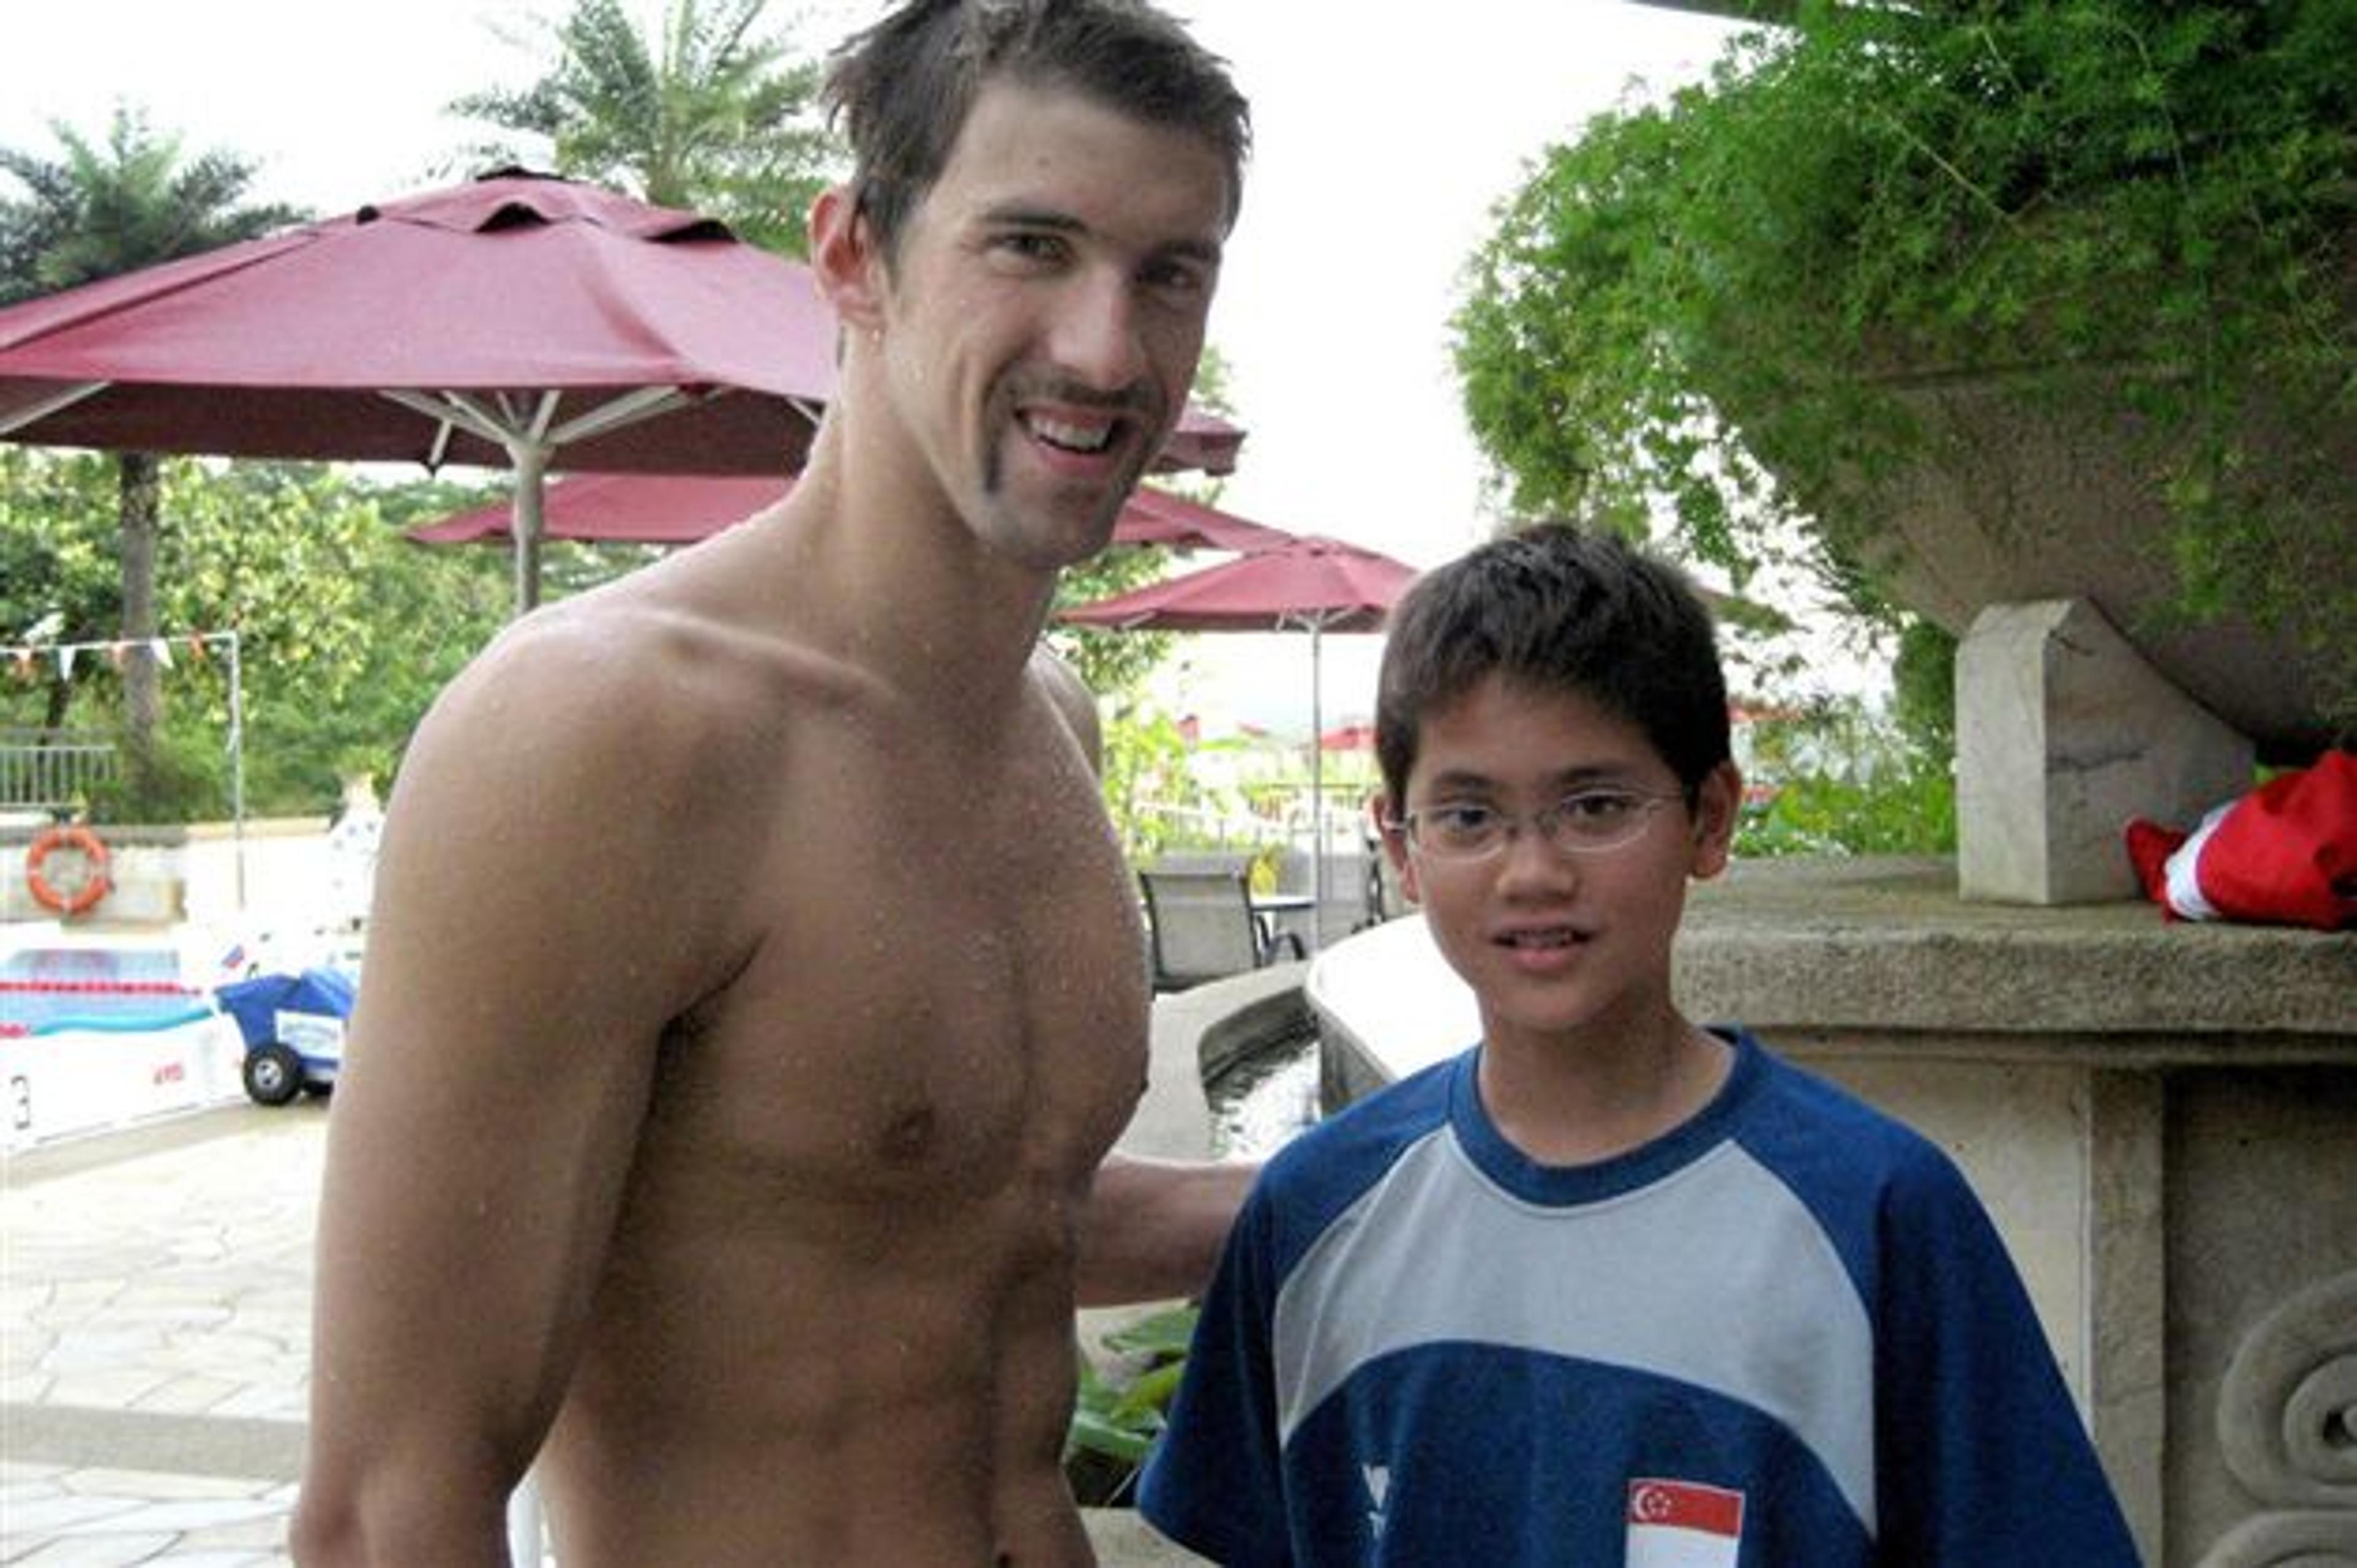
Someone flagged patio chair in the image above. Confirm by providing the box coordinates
[1139,867,1307,992]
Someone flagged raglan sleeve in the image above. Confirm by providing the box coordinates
[1871,1146,2143,1566]
[1138,1173,1294,1567]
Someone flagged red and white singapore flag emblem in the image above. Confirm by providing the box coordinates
[1625,1478,1745,1568]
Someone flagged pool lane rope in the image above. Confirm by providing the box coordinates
[1,973,211,1038]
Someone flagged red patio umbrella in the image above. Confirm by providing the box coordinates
[409,473,789,547]
[1318,720,1378,752]
[1107,484,1295,553]
[409,471,1293,555]
[1059,535,1419,934]
[0,168,1244,610]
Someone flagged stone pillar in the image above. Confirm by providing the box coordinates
[2091,1071,2168,1564]
[1956,598,2253,904]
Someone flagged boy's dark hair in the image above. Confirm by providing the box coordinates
[824,0,1251,265]
[1376,523,1732,806]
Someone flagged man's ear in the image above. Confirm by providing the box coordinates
[1689,761,1744,880]
[808,184,886,331]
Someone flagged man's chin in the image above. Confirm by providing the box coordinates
[962,500,1123,574]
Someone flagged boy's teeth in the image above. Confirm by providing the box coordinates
[1507,929,1577,949]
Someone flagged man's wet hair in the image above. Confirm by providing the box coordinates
[1376,522,1733,806]
[824,0,1251,265]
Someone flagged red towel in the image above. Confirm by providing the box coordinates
[2125,751,2356,930]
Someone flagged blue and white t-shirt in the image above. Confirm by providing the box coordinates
[1138,1031,2138,1566]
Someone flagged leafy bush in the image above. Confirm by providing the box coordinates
[2,452,510,822]
[1734,695,1957,859]
[1066,1305,1198,1508]
[1737,755,1958,860]
[1457,1,2353,724]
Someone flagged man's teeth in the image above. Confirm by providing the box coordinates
[1504,929,1580,949]
[1028,414,1115,453]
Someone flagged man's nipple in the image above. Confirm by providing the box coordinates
[875,1103,939,1165]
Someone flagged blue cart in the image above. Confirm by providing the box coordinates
[214,967,358,1106]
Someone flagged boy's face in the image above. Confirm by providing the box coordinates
[1380,672,1739,1059]
[866,79,1229,570]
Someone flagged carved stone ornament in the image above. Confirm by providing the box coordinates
[2199,1270,2357,1566]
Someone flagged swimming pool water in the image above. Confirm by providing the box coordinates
[1,946,204,1034]
[1204,1019,1322,1159]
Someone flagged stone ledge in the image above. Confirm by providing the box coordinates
[1678,856,2355,1043]
[0,1404,304,1485]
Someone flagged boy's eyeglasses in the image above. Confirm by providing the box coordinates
[1387,788,1684,860]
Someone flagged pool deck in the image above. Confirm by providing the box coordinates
[1,964,1301,1564]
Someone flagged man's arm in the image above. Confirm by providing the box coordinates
[290,631,746,1564]
[1075,1152,1256,1307]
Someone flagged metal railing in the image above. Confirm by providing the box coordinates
[0,728,119,813]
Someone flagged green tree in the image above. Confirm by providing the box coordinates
[452,0,838,255]
[155,466,511,816]
[1455,1,2354,732]
[1,451,509,821]
[0,108,305,809]
[0,447,120,733]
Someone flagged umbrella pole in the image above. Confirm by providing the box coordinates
[226,631,246,913]
[509,446,550,615]
[1309,626,1324,951]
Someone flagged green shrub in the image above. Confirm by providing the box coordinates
[1065,1305,1198,1508]
[1457,1,2354,727]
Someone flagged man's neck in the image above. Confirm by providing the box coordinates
[770,424,1066,717]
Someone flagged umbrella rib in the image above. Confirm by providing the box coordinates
[444,390,533,446]
[0,381,109,438]
[382,389,524,452]
[378,383,756,467]
[544,385,696,446]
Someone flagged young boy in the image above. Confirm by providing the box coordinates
[1137,524,2138,1565]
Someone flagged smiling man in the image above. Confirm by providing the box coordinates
[291,5,1251,1564]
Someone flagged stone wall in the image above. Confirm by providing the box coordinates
[3,817,358,937]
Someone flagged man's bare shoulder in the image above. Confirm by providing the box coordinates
[419,563,867,789]
[357,561,877,1059]
[1029,644,1102,775]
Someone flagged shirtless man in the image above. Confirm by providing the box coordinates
[290,4,1252,1562]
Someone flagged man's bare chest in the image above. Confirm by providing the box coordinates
[634,763,1150,1213]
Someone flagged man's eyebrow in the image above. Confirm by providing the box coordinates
[979,201,1084,233]
[1159,235,1225,270]
[977,201,1223,268]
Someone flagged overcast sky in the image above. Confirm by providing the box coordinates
[3,1,1768,727]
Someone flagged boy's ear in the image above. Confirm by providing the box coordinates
[808,184,886,331]
[1372,794,1421,904]
[1689,761,1744,879]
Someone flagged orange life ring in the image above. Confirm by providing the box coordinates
[26,825,111,916]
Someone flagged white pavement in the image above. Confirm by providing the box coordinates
[4,1103,319,1566]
